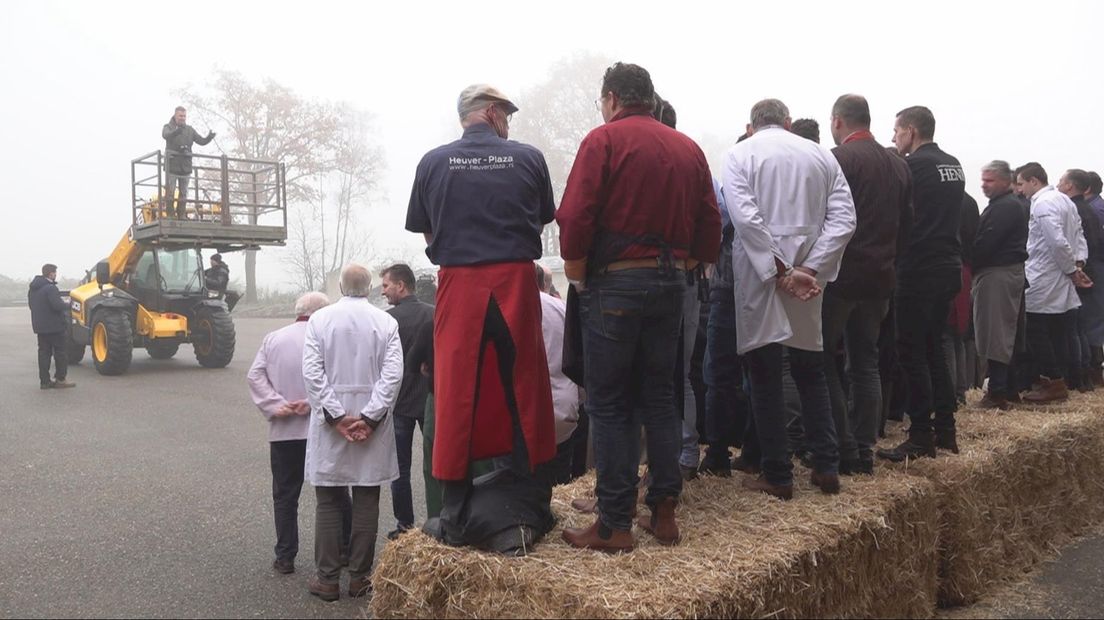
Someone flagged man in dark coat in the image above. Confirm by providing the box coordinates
[162,106,215,219]
[28,263,75,389]
[822,94,912,476]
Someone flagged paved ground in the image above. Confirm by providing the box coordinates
[0,307,424,618]
[4,305,1104,618]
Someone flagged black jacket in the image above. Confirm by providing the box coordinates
[204,263,229,292]
[829,134,913,299]
[162,118,214,175]
[971,190,1028,271]
[387,295,435,418]
[1073,196,1104,263]
[897,142,965,279]
[28,275,69,334]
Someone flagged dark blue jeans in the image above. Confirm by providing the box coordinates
[390,414,423,530]
[745,344,838,486]
[822,291,889,462]
[581,268,685,531]
[703,287,744,464]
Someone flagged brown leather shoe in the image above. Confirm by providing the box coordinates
[348,576,372,599]
[978,392,1011,411]
[636,497,680,545]
[272,558,294,574]
[810,471,841,495]
[307,576,339,602]
[570,497,598,514]
[742,475,793,500]
[562,519,634,553]
[1023,377,1069,404]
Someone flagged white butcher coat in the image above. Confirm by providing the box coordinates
[302,296,403,487]
[723,126,856,355]
[1025,185,1086,315]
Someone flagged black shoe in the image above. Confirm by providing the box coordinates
[272,558,295,574]
[387,525,413,541]
[839,458,856,476]
[935,428,959,454]
[853,457,874,475]
[876,432,936,463]
[40,381,55,389]
[697,454,732,478]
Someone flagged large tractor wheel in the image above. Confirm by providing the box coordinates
[91,310,133,376]
[67,335,86,365]
[193,306,235,368]
[146,341,180,360]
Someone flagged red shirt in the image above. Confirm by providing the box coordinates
[556,111,721,264]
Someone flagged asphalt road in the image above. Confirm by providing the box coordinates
[0,307,423,618]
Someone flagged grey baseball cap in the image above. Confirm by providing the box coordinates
[457,84,518,119]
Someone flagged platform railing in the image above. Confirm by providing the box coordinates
[130,151,287,232]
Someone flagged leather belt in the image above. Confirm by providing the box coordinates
[604,258,686,273]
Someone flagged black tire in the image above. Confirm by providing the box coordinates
[91,310,133,376]
[67,337,86,365]
[146,341,180,360]
[192,306,235,368]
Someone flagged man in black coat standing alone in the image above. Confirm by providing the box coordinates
[28,263,76,389]
[162,106,216,219]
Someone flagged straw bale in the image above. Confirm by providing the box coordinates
[879,389,1104,607]
[371,469,938,619]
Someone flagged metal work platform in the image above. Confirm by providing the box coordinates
[131,151,288,250]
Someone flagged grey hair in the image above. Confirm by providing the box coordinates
[981,160,1014,181]
[294,291,330,317]
[340,263,373,297]
[750,99,790,129]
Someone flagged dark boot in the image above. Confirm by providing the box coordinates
[1023,377,1069,404]
[636,497,680,545]
[978,391,1011,411]
[1080,369,1095,393]
[810,470,841,494]
[741,475,793,500]
[1092,367,1104,388]
[876,430,936,462]
[307,577,340,602]
[562,519,634,553]
[570,497,598,514]
[935,428,960,454]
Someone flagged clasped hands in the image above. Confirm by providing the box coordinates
[1072,267,1094,289]
[275,400,310,417]
[335,415,373,443]
[776,260,821,301]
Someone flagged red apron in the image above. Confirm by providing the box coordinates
[432,262,556,481]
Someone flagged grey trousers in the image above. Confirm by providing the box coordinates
[315,485,380,584]
[166,173,189,218]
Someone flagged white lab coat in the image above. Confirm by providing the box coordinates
[723,126,856,354]
[1025,186,1085,315]
[302,297,403,487]
[540,292,580,445]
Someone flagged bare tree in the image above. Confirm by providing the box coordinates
[511,52,611,258]
[177,71,382,301]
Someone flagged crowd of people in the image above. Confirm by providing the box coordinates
[242,62,1104,599]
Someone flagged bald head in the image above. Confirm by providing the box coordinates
[340,263,373,297]
[294,292,330,317]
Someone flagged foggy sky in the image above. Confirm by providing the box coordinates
[2,0,1101,290]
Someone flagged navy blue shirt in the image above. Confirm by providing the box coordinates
[405,123,556,266]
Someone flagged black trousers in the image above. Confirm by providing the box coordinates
[1026,311,1074,381]
[37,331,67,386]
[270,440,351,562]
[896,272,960,435]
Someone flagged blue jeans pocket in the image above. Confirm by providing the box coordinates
[594,289,647,342]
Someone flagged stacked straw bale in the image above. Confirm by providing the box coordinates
[370,390,1104,618]
[879,392,1104,607]
[371,470,938,618]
